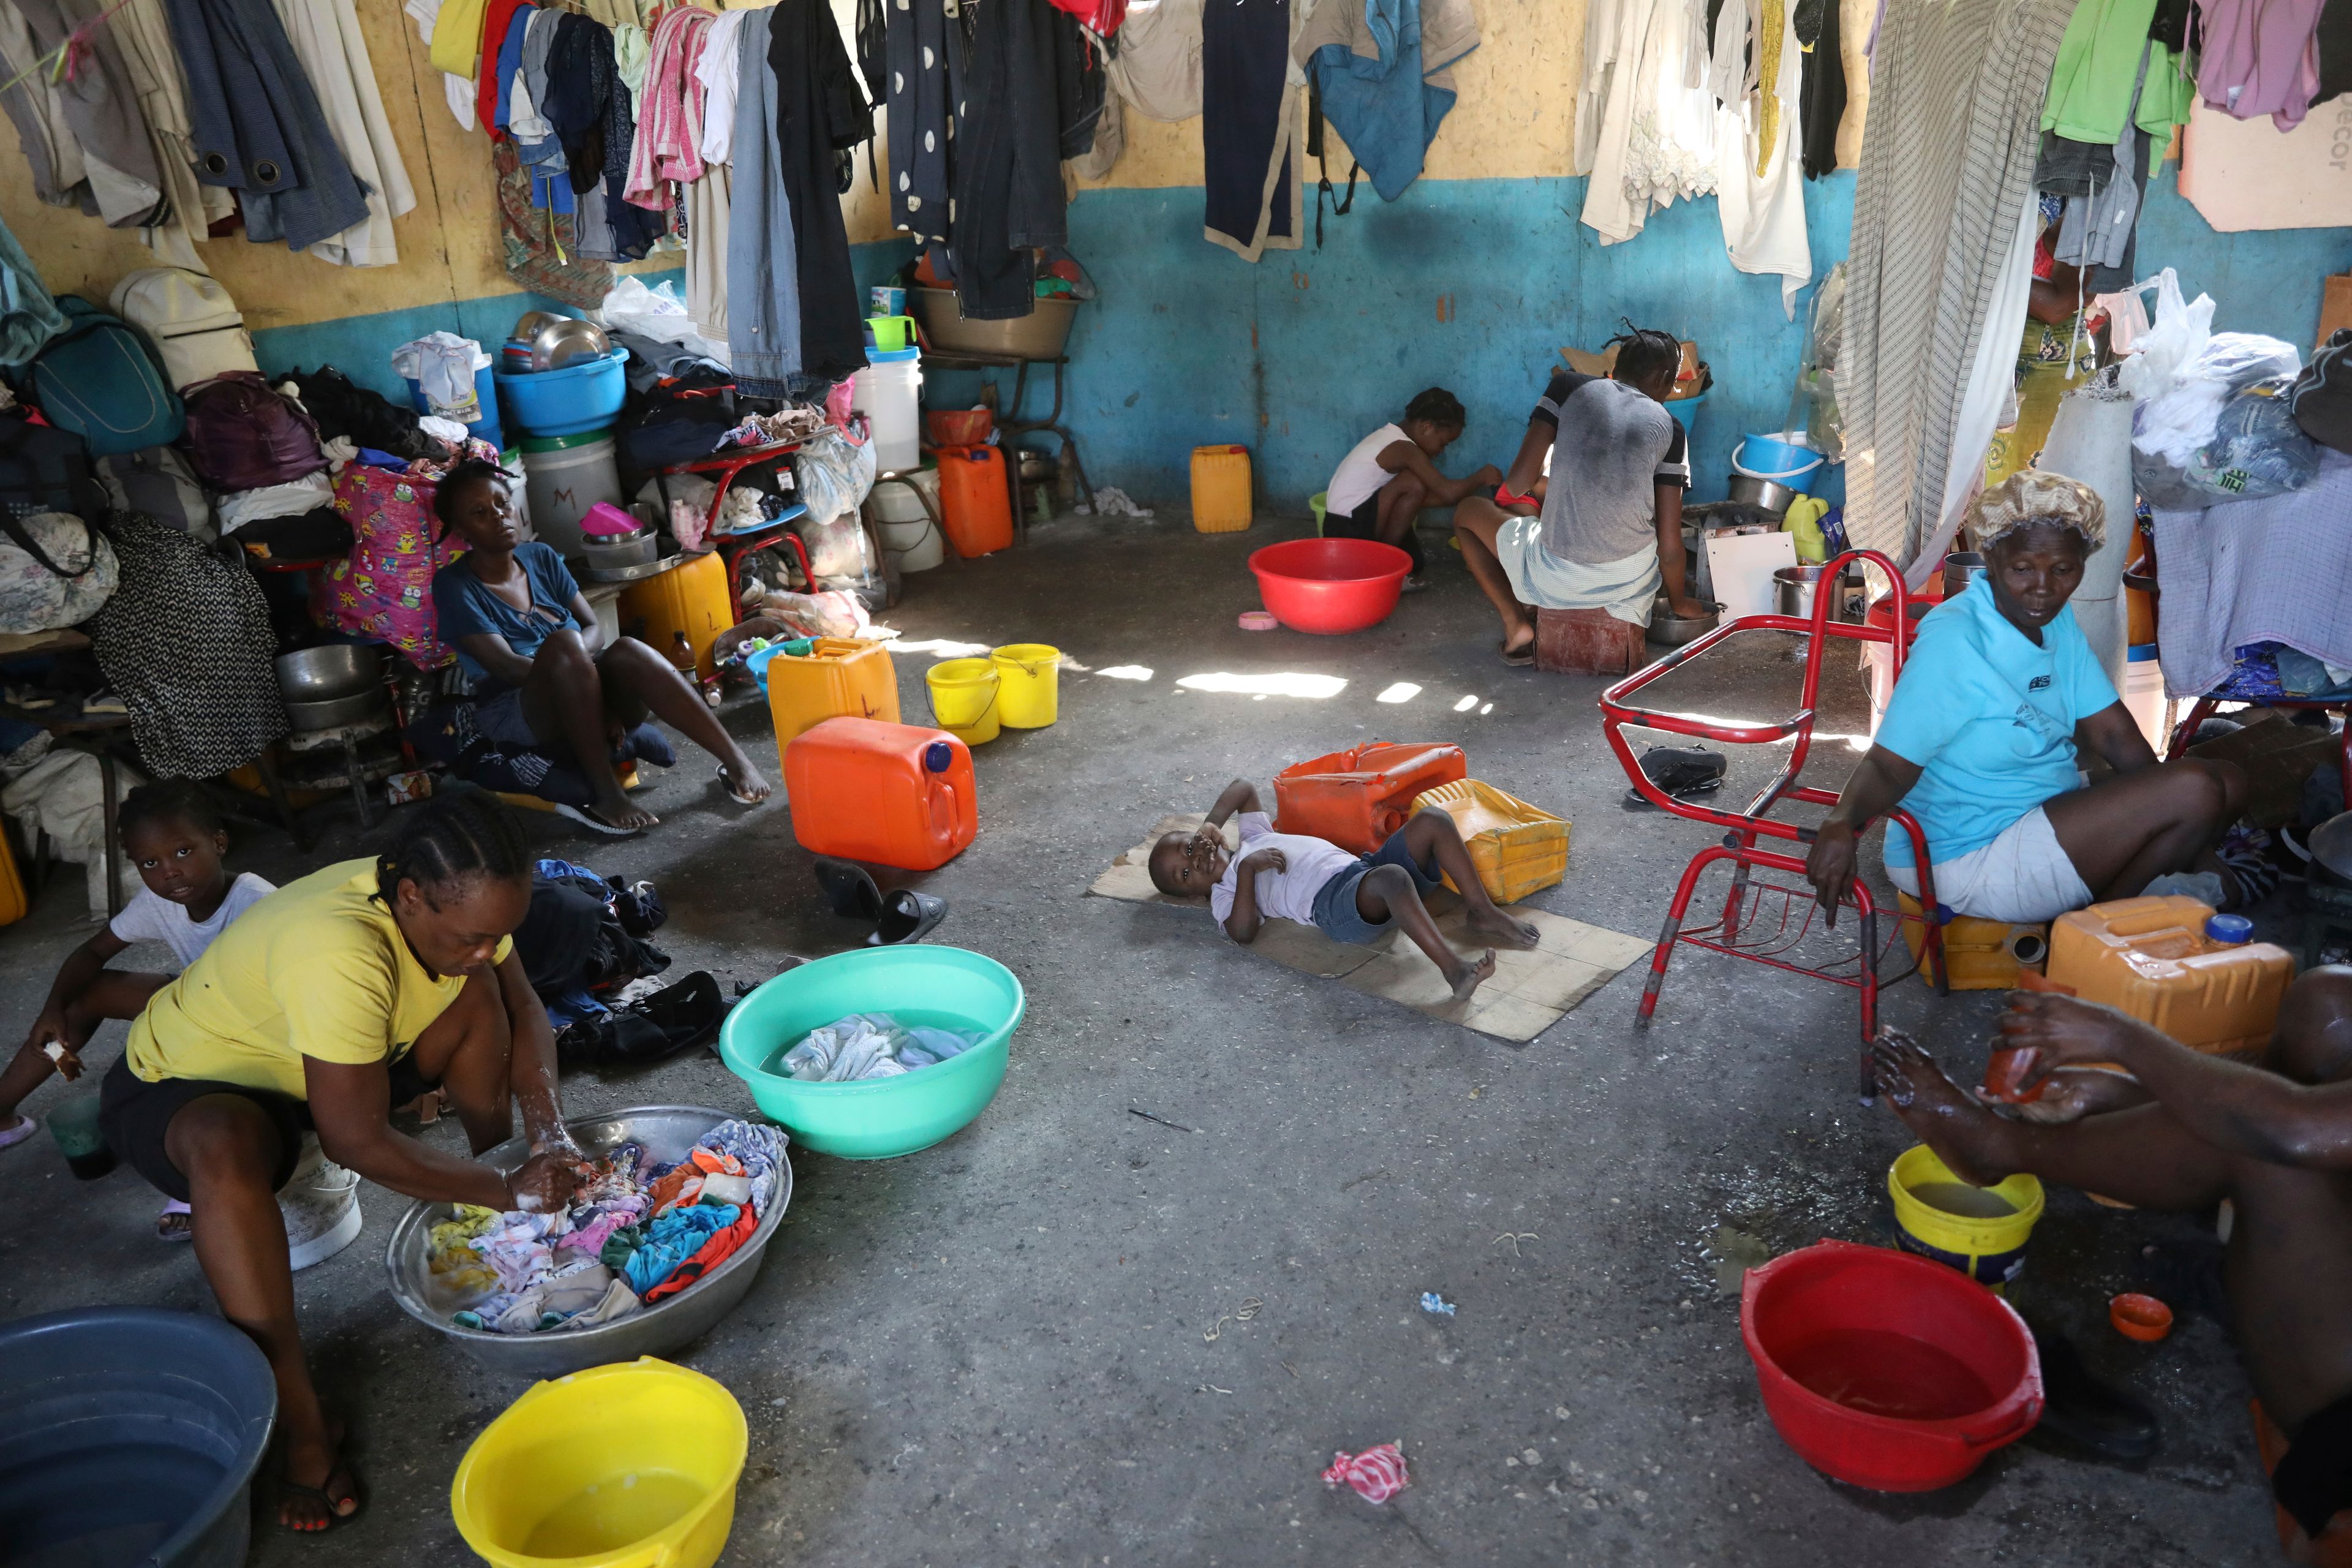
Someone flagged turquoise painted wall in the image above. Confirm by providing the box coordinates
[248,172,2351,514]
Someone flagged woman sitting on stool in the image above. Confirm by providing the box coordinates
[430,459,772,833]
[1806,469,2253,927]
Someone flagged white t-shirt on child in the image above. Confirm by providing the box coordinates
[1325,423,1409,519]
[107,872,276,967]
[1208,812,1359,931]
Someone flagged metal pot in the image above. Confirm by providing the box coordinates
[1774,564,1838,621]
[285,690,386,732]
[1943,550,1985,598]
[2313,812,2352,891]
[1648,597,1719,646]
[1727,473,1797,514]
[275,644,381,701]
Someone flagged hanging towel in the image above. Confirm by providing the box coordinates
[1841,0,2075,575]
[170,0,373,254]
[1202,0,1300,262]
[625,4,711,205]
[1109,0,1202,119]
[1293,0,1478,203]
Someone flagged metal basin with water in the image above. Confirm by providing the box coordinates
[384,1106,792,1381]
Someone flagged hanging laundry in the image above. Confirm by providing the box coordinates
[405,0,478,129]
[8,0,165,229]
[726,4,799,396]
[492,138,611,306]
[1799,0,1846,176]
[111,0,235,266]
[0,215,64,366]
[625,5,712,207]
[274,0,421,267]
[1716,0,1812,315]
[429,0,490,77]
[767,0,878,375]
[949,0,1099,310]
[1107,0,1202,120]
[885,0,952,245]
[1578,0,1719,243]
[476,0,533,135]
[545,13,663,260]
[1292,0,1479,204]
[697,7,750,164]
[1202,0,1298,261]
[2041,0,2196,153]
[170,0,374,254]
[2195,0,2326,128]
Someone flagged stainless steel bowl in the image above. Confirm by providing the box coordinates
[1648,599,1719,646]
[276,644,382,701]
[1726,474,1797,514]
[581,532,658,570]
[384,1105,792,1381]
[284,690,388,732]
[529,317,613,372]
[511,309,565,344]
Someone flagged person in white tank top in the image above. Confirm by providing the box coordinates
[1321,388,1500,590]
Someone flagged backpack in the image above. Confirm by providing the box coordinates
[2290,328,2352,456]
[18,298,183,456]
[110,268,260,393]
[0,411,105,522]
[96,446,213,538]
[181,372,326,492]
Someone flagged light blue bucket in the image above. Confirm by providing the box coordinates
[1732,432,1826,488]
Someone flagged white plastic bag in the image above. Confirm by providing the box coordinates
[2116,269,2212,407]
[793,428,877,529]
[595,277,698,345]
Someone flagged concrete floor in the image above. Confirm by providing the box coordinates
[0,511,2296,1564]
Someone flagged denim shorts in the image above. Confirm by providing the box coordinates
[1310,826,1446,945]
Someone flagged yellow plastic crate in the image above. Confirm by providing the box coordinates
[1413,778,1570,905]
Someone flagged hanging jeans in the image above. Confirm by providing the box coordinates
[726,6,800,397]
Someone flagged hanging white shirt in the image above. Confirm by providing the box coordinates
[697,7,750,165]
[280,0,418,266]
[1713,0,1810,317]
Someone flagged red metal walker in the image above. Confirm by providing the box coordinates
[1597,549,1948,1101]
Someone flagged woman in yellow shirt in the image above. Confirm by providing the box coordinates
[97,790,582,1533]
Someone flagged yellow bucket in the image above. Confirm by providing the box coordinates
[452,1358,747,1568]
[925,657,1001,745]
[1888,1145,2044,1292]
[990,643,1061,728]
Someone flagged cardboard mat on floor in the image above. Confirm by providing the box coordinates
[1088,814,1653,1043]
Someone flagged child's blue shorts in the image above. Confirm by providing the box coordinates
[1308,823,1446,944]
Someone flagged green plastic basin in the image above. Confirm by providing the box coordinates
[717,947,1022,1159]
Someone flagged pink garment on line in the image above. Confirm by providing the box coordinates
[625,5,714,208]
[2195,0,2324,130]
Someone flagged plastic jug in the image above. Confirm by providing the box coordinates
[764,637,900,759]
[1190,445,1253,533]
[1894,892,2049,990]
[1272,741,1468,854]
[2045,895,2297,1058]
[935,446,1013,557]
[784,718,976,870]
[620,549,734,678]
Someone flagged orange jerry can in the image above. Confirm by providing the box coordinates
[0,823,24,925]
[2045,895,2297,1058]
[935,445,1014,557]
[1272,741,1468,854]
[784,717,976,870]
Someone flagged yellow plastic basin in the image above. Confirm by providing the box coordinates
[452,1358,746,1568]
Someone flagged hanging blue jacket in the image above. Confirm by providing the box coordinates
[1305,0,1468,203]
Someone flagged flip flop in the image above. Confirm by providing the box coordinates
[1500,642,1535,667]
[813,857,884,921]
[867,889,948,946]
[716,763,769,806]
[157,1199,193,1243]
[0,1112,35,1150]
[554,802,645,836]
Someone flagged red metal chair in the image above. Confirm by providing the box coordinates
[1597,549,1946,1101]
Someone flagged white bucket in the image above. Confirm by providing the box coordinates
[2124,643,2169,751]
[519,431,620,559]
[872,466,944,572]
[850,352,922,473]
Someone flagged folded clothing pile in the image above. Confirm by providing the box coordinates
[780,1011,980,1083]
[428,1118,786,1334]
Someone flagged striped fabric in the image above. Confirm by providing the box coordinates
[1841,0,2076,570]
[624,5,712,209]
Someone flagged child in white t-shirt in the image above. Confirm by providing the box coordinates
[1146,778,1539,1003]
[0,783,274,1233]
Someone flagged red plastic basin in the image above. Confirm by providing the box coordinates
[1246,538,1413,635]
[1741,1240,2041,1492]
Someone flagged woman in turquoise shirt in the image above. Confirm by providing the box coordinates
[1806,470,2249,925]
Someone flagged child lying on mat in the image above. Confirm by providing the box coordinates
[1148,779,1539,1002]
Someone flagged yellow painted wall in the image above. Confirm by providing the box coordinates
[0,0,894,332]
[1079,0,1874,192]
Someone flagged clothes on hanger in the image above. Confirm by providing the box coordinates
[1718,0,1811,314]
[767,0,876,375]
[2196,0,2326,127]
[1799,0,1845,176]
[1292,0,1478,204]
[275,0,419,267]
[886,0,952,244]
[626,3,712,206]
[477,0,533,134]
[407,0,480,129]
[8,0,165,228]
[726,4,797,395]
[950,0,1099,302]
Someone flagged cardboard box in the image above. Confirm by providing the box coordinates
[1560,339,1707,400]
[2185,707,2342,829]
